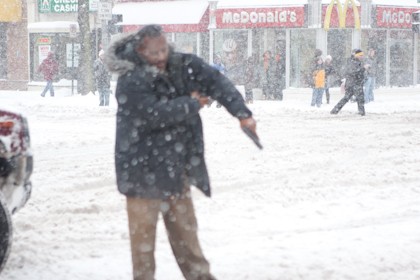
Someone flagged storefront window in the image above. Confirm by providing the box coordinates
[30,33,86,82]
[174,33,197,54]
[418,35,420,85]
[0,23,7,79]
[213,30,248,84]
[214,30,247,65]
[389,30,413,87]
[362,30,387,87]
[290,29,316,87]
[327,29,353,83]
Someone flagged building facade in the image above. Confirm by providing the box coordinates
[2,0,420,90]
[0,0,28,90]
[114,0,420,88]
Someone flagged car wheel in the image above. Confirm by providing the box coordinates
[0,194,12,273]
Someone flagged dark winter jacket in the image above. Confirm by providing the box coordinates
[38,52,59,81]
[104,32,252,199]
[344,56,366,93]
[94,58,111,90]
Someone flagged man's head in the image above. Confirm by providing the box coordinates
[263,50,271,60]
[353,49,364,61]
[134,25,169,71]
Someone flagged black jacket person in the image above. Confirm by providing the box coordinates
[331,49,366,116]
[104,25,256,280]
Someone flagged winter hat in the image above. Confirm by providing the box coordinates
[353,49,364,57]
[325,55,332,61]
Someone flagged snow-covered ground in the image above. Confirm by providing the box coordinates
[1,86,420,280]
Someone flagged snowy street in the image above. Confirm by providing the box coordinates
[1,87,420,280]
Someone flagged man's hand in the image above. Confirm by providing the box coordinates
[240,117,262,149]
[191,91,210,108]
[240,117,257,136]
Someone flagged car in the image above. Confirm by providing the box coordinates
[0,109,33,272]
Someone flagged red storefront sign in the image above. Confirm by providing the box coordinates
[216,7,305,29]
[376,6,417,28]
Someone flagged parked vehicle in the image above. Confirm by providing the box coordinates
[0,109,33,272]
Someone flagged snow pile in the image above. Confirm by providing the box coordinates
[1,87,420,280]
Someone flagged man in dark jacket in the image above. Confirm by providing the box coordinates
[331,49,367,116]
[105,25,257,280]
[94,49,112,106]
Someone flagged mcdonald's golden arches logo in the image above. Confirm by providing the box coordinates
[324,0,361,30]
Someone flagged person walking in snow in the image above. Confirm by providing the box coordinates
[331,49,367,116]
[94,49,112,106]
[38,51,59,97]
[105,24,257,280]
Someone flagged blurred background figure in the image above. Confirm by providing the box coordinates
[324,55,336,104]
[244,55,258,104]
[310,56,325,107]
[38,52,59,97]
[211,53,226,75]
[261,50,276,100]
[274,49,286,101]
[94,49,112,106]
[364,48,377,103]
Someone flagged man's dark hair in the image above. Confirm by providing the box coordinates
[133,24,164,49]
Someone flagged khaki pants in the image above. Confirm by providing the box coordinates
[126,187,216,280]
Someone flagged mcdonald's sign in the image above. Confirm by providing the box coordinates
[323,0,361,30]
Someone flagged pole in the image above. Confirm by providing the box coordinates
[72,39,74,95]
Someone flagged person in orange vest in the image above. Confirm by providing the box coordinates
[310,56,325,107]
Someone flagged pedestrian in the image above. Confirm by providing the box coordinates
[310,56,325,107]
[331,49,367,116]
[104,24,257,280]
[211,53,226,75]
[324,55,335,104]
[261,50,276,100]
[364,48,377,103]
[274,50,286,101]
[94,49,112,106]
[38,51,59,97]
[244,55,258,104]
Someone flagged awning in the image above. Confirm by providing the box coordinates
[28,21,79,33]
[113,0,209,33]
[216,0,307,8]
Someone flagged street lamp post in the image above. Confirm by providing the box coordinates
[69,23,78,95]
